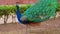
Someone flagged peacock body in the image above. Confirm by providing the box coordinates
[16,0,58,24]
[22,0,58,22]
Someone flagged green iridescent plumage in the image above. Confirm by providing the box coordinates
[22,0,58,22]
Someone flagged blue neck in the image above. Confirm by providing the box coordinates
[16,4,31,24]
[16,4,22,22]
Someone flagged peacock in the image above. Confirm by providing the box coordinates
[16,0,58,24]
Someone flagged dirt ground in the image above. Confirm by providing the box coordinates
[0,17,60,34]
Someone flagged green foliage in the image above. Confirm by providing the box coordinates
[0,3,59,19]
[0,4,31,17]
[0,5,13,17]
[20,4,31,13]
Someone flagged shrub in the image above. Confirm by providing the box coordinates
[0,4,60,17]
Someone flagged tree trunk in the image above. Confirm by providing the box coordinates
[12,14,16,23]
[12,15,14,23]
[4,15,8,24]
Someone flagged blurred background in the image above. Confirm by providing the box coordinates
[0,0,60,34]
